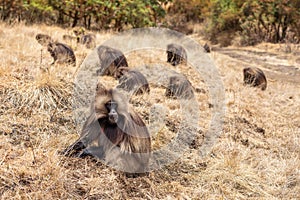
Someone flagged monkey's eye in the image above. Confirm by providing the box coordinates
[105,101,118,110]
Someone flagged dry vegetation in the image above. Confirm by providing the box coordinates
[0,22,299,199]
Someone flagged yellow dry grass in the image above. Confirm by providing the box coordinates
[0,22,299,199]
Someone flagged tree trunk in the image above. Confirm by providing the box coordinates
[281,15,289,41]
[72,11,78,27]
[57,10,64,24]
[87,15,91,29]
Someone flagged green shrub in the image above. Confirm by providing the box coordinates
[0,0,167,30]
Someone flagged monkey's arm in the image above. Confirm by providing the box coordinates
[127,109,151,152]
[61,111,103,157]
[80,112,104,144]
[60,138,86,157]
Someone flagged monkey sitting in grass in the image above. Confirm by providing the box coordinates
[36,33,76,66]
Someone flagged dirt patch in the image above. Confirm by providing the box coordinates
[214,47,300,84]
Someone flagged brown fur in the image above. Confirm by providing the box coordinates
[243,67,267,90]
[63,33,95,49]
[47,42,76,66]
[79,34,96,49]
[72,28,96,49]
[116,67,150,95]
[165,74,195,99]
[63,83,151,175]
[36,33,53,46]
[203,43,211,53]
[62,34,77,42]
[36,33,76,66]
[96,45,128,78]
[166,43,187,66]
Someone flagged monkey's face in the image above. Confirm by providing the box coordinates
[105,100,119,124]
[36,34,52,46]
[94,88,129,125]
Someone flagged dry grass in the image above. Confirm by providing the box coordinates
[0,22,299,199]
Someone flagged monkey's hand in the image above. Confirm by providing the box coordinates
[59,140,86,157]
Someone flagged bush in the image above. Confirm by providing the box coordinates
[204,0,300,46]
[1,0,299,45]
[0,0,167,30]
[238,0,300,45]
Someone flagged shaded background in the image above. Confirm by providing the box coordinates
[1,0,300,46]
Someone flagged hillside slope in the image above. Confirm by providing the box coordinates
[0,23,299,199]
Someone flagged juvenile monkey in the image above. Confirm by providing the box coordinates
[72,28,96,49]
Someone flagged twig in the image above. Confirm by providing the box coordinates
[0,151,8,165]
[40,49,43,66]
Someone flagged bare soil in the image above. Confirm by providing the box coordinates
[213,43,300,83]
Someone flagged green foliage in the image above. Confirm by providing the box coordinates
[0,0,166,30]
[237,0,300,44]
[167,0,210,23]
[204,0,243,44]
[0,0,299,45]
[202,0,300,45]
[110,0,166,30]
[25,0,53,12]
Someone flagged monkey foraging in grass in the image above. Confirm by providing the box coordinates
[62,83,151,175]
[78,34,96,49]
[72,27,96,49]
[116,67,150,95]
[36,33,76,66]
[166,43,187,66]
[63,33,96,49]
[165,74,195,99]
[203,43,211,53]
[96,45,128,78]
[62,34,77,42]
[243,67,267,91]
